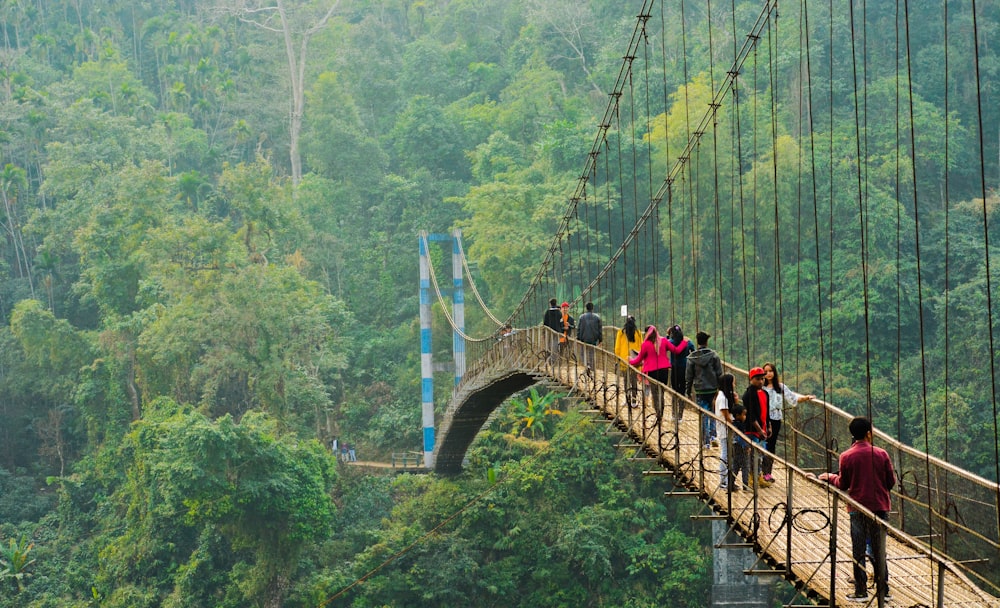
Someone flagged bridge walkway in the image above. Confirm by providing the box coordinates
[438,327,1000,608]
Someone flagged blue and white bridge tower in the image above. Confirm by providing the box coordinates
[418,229,466,468]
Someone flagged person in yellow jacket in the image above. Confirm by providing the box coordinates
[614,315,643,406]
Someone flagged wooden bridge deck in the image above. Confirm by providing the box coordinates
[543,357,1000,608]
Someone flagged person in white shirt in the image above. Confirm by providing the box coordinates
[760,362,814,483]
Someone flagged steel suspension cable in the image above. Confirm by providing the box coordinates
[768,9,783,370]
[641,14,659,324]
[970,0,1000,532]
[708,0,726,354]
[894,0,904,451]
[943,0,951,467]
[902,0,938,588]
[420,232,489,342]
[848,0,875,424]
[455,237,505,328]
[660,1,675,323]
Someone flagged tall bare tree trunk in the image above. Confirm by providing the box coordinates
[235,0,342,186]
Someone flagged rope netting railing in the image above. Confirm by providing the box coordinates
[430,0,1000,601]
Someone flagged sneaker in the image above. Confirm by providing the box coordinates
[719,484,729,491]
[878,589,892,600]
[763,474,775,483]
[710,438,719,448]
[845,593,868,602]
[758,475,774,488]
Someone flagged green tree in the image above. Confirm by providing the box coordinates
[0,536,35,593]
[98,401,336,608]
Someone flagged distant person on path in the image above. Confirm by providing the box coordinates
[760,362,814,484]
[818,417,896,602]
[543,298,563,362]
[686,331,724,448]
[741,367,772,487]
[615,315,643,406]
[348,443,357,462]
[340,443,349,462]
[576,301,603,372]
[715,373,740,490]
[629,325,670,420]
[330,437,339,454]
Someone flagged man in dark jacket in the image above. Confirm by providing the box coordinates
[576,302,602,372]
[686,331,723,448]
[543,298,563,362]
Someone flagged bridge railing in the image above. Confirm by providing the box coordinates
[457,325,1000,597]
[787,397,1000,595]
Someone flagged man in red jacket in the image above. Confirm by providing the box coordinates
[819,416,896,602]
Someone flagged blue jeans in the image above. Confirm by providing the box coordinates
[850,511,889,596]
[696,393,716,444]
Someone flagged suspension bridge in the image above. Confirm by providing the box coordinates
[418,1,1000,606]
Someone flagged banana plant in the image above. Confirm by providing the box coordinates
[0,536,36,592]
[508,387,564,438]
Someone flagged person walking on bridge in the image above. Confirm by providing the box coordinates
[615,315,643,406]
[557,301,575,357]
[543,298,563,363]
[667,325,695,395]
[686,331,723,449]
[667,325,695,419]
[629,326,671,420]
[576,301,603,373]
[818,416,896,603]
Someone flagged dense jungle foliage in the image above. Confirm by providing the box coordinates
[0,0,997,606]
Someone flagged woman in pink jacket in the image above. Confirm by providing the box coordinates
[629,326,671,418]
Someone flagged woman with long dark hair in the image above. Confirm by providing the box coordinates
[760,362,814,483]
[614,316,643,406]
[715,373,741,489]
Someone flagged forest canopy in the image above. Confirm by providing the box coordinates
[0,0,997,606]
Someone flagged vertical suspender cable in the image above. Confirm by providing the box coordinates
[639,15,658,323]
[849,0,875,421]
[660,1,675,323]
[943,0,951,470]
[801,0,831,465]
[768,8,783,370]
[970,0,1000,538]
[708,0,725,354]
[902,1,937,590]
[680,0,698,330]
[616,95,629,309]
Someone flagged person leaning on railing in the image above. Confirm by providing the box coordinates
[816,416,896,603]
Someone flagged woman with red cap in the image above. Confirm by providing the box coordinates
[741,366,772,487]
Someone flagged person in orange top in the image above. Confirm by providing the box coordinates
[558,301,574,353]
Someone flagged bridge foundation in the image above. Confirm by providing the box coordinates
[712,520,774,607]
